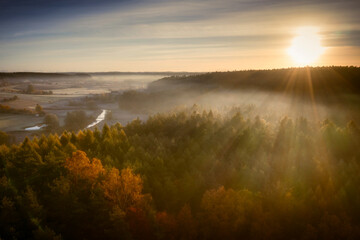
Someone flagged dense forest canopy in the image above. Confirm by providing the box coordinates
[151,66,360,96]
[1,106,360,239]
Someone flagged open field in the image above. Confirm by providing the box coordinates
[0,73,170,141]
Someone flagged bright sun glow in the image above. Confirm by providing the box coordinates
[288,27,325,66]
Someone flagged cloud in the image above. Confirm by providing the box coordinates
[0,0,359,71]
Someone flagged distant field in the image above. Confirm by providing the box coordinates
[0,73,167,140]
[0,114,41,131]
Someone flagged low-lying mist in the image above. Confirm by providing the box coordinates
[118,67,360,125]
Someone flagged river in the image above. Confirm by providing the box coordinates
[86,109,108,128]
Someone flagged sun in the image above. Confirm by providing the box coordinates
[287,27,325,66]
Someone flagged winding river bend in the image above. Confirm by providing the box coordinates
[86,109,108,128]
[25,110,108,131]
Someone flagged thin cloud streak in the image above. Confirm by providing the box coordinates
[0,0,359,71]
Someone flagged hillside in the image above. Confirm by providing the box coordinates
[150,66,360,96]
[118,67,360,122]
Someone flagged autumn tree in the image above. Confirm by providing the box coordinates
[101,167,147,209]
[65,150,104,184]
[100,167,154,239]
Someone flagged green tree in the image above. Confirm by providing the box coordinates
[64,110,91,131]
[44,114,60,131]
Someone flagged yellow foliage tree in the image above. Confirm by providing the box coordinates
[101,167,145,210]
[65,150,104,184]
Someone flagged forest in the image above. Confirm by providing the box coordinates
[152,67,360,96]
[1,105,360,239]
[1,0,359,237]
[118,67,360,122]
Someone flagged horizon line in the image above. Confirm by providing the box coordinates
[1,65,359,74]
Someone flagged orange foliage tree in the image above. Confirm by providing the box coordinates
[101,167,147,210]
[101,167,154,239]
[64,150,104,184]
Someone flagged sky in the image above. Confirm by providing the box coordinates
[0,0,359,72]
